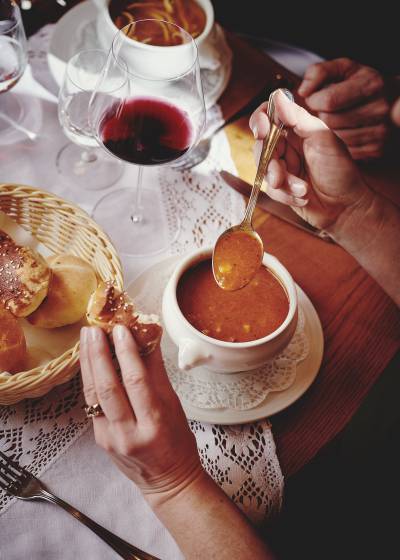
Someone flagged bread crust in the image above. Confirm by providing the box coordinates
[87,282,162,355]
[0,230,51,317]
[0,306,27,374]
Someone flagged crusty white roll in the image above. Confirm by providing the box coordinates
[28,255,98,328]
[0,306,27,374]
[0,229,51,317]
[87,281,162,356]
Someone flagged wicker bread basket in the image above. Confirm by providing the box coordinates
[0,183,123,405]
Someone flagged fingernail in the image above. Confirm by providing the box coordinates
[266,170,274,185]
[89,327,101,342]
[81,327,88,343]
[113,324,127,341]
[294,197,308,206]
[292,182,307,196]
[278,89,293,102]
[251,124,258,139]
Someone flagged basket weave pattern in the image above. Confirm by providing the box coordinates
[0,184,123,404]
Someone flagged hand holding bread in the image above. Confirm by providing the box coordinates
[87,281,162,356]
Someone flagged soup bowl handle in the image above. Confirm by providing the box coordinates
[178,338,211,370]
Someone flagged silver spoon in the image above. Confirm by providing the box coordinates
[212,88,294,291]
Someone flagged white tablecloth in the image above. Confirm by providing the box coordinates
[0,24,284,560]
[1,428,183,560]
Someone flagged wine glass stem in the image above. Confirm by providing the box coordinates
[80,150,97,163]
[130,166,144,224]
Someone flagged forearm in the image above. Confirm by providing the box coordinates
[329,190,400,306]
[146,470,274,560]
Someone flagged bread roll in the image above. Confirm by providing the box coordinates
[28,255,97,328]
[0,229,51,317]
[87,282,162,356]
[0,306,27,374]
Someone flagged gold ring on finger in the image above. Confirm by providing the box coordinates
[84,402,104,418]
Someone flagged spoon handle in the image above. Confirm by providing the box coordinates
[243,89,288,225]
[243,122,283,224]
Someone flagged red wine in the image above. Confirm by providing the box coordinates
[99,97,193,165]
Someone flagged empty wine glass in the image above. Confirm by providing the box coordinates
[0,0,27,135]
[89,20,206,257]
[57,49,123,190]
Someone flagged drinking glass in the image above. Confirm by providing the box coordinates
[57,49,124,190]
[89,20,206,257]
[0,0,27,134]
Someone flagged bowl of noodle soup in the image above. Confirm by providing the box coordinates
[93,0,214,53]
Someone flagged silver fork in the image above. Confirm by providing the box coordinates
[0,450,159,560]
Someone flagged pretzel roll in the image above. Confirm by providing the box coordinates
[87,281,162,356]
[0,230,51,317]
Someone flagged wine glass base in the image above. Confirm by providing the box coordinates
[92,187,180,257]
[56,143,124,190]
[0,93,24,134]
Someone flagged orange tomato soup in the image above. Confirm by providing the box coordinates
[177,259,289,343]
[109,0,207,45]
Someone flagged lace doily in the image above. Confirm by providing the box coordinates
[167,310,308,410]
[0,25,284,524]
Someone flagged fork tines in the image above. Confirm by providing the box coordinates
[0,449,27,493]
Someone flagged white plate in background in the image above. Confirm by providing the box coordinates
[238,34,324,77]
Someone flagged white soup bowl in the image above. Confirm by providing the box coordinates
[162,247,298,374]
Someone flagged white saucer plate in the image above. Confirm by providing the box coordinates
[128,255,324,424]
[47,1,232,109]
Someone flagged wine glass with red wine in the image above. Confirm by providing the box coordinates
[0,0,27,136]
[89,19,206,257]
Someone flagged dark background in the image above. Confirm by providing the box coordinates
[212,1,399,74]
[19,1,400,75]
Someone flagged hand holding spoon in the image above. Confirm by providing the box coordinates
[212,88,294,291]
